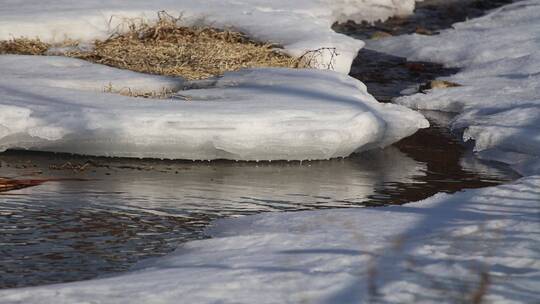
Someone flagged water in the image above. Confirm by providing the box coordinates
[0,137,517,288]
[333,0,516,41]
[0,0,521,289]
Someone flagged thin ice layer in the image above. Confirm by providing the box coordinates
[0,55,428,161]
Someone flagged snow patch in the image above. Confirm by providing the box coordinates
[369,0,540,174]
[0,55,428,160]
[1,176,538,303]
[0,0,418,74]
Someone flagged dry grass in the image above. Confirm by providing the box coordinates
[66,12,303,80]
[0,13,308,81]
[0,38,49,55]
[103,82,177,99]
[1,12,331,97]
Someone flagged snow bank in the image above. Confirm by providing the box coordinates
[0,55,428,161]
[0,55,184,95]
[369,0,540,175]
[0,0,416,74]
[2,176,538,303]
[0,0,427,160]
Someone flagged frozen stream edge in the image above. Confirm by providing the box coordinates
[0,1,539,303]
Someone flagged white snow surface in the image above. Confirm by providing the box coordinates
[2,176,539,303]
[2,2,539,304]
[0,55,428,161]
[369,0,540,175]
[0,0,416,74]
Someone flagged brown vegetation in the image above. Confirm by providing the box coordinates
[1,12,305,80]
[0,177,47,192]
[0,38,49,55]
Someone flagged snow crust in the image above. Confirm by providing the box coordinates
[0,55,428,161]
[2,2,538,304]
[2,176,538,303]
[369,0,540,174]
[0,55,184,95]
[0,0,416,74]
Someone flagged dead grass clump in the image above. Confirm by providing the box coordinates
[103,82,176,99]
[0,13,331,98]
[0,38,49,55]
[68,12,302,80]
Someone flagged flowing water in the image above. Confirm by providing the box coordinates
[0,0,521,289]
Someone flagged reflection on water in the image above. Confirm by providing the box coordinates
[1,0,522,289]
[0,135,516,288]
[333,0,516,41]
[0,0,522,288]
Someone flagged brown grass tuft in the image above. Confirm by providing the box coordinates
[0,13,309,81]
[67,12,303,80]
[103,82,177,99]
[0,12,328,97]
[0,38,49,55]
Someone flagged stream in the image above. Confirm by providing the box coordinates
[0,0,520,289]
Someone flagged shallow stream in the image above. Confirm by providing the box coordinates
[0,0,520,289]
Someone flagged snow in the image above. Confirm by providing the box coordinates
[0,55,184,95]
[0,0,429,160]
[0,55,428,161]
[368,0,540,175]
[0,0,416,74]
[1,176,538,303]
[1,1,538,303]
